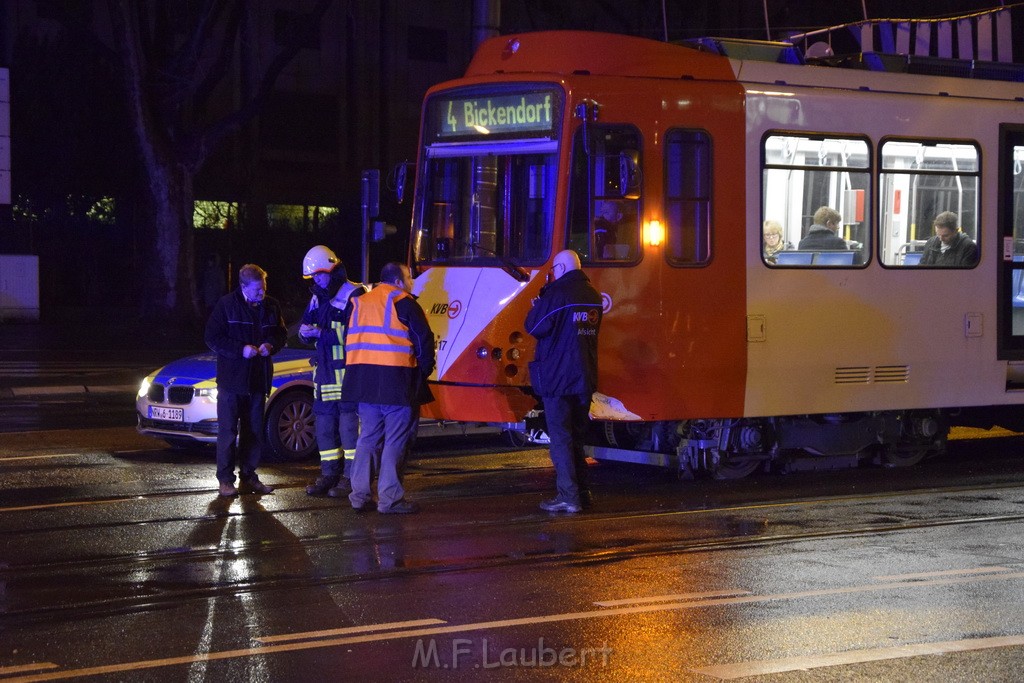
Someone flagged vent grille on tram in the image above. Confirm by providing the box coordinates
[834,366,910,384]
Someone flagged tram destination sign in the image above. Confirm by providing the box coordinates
[432,90,558,140]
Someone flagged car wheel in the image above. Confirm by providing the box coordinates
[264,388,316,462]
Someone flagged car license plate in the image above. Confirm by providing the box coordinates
[149,406,184,421]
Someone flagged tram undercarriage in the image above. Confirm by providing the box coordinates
[556,410,953,479]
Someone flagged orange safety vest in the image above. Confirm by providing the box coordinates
[345,283,417,368]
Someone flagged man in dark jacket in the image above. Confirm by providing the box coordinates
[798,206,848,251]
[297,245,367,497]
[341,262,435,514]
[525,249,602,514]
[204,263,288,497]
[920,211,978,267]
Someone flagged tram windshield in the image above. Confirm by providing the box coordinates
[413,86,563,267]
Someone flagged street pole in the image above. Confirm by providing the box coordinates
[361,169,380,283]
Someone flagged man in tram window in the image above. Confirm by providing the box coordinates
[526,249,602,514]
[593,201,622,260]
[919,211,978,267]
[798,206,848,251]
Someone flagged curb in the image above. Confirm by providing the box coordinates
[3,384,139,399]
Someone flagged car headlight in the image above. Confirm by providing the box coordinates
[195,387,218,401]
[138,377,151,398]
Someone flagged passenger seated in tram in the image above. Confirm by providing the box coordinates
[798,206,848,251]
[919,211,978,267]
[762,219,792,264]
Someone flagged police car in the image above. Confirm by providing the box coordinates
[136,348,318,461]
[136,348,507,460]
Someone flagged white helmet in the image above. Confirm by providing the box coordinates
[302,245,339,278]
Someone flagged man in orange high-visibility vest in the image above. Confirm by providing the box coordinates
[341,262,435,514]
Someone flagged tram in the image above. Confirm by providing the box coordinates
[405,30,1024,478]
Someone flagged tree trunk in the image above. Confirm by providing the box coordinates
[141,158,200,323]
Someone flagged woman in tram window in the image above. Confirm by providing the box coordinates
[763,219,791,264]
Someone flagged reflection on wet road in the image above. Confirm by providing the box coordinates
[3,430,1024,680]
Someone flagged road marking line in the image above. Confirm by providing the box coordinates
[873,566,1013,581]
[255,618,448,643]
[0,664,59,675]
[0,497,143,513]
[690,635,1024,680]
[8,570,1024,682]
[594,589,751,607]
[0,453,83,462]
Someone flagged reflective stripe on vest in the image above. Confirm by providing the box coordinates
[346,284,416,368]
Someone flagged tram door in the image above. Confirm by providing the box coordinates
[997,125,1024,363]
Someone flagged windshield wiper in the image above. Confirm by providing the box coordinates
[467,241,530,282]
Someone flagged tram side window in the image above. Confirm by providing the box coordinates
[567,125,641,263]
[665,129,712,266]
[878,140,980,268]
[762,134,871,267]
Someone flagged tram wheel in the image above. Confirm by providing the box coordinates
[881,443,929,468]
[711,455,762,480]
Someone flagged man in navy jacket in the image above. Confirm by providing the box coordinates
[526,249,602,513]
[205,263,287,497]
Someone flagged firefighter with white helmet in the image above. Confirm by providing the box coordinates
[298,245,368,497]
[302,245,340,278]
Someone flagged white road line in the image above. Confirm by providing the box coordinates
[690,635,1024,680]
[255,618,448,643]
[594,589,751,607]
[872,566,1013,581]
[8,570,1024,682]
[0,453,83,462]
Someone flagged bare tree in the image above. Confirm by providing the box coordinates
[106,0,331,321]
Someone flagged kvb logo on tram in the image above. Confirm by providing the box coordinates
[430,300,463,319]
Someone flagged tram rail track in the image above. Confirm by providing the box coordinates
[3,477,1024,627]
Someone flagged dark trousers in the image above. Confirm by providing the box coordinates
[542,393,591,504]
[313,399,359,478]
[216,390,266,484]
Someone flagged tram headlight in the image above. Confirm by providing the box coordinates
[476,346,490,359]
[507,348,521,361]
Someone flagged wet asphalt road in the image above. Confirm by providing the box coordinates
[3,420,1024,681]
[3,341,1024,680]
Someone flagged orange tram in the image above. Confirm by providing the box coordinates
[406,30,1024,478]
